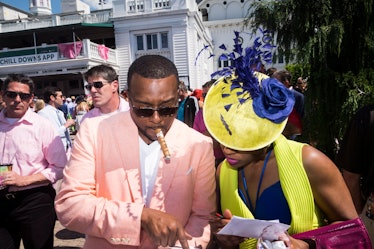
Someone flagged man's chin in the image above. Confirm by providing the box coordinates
[140,131,157,145]
[92,100,102,107]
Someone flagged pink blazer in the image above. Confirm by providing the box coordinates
[55,111,216,249]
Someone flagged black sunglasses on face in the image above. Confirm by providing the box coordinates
[132,106,178,117]
[4,91,33,101]
[84,81,109,91]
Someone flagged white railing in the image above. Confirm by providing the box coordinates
[57,39,117,64]
[86,40,117,64]
[0,39,117,66]
[1,20,53,33]
[0,11,112,33]
[59,15,84,25]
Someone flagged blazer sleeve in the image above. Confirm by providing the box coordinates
[55,117,144,247]
[184,135,216,247]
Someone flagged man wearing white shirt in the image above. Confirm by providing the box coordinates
[81,64,129,123]
[38,86,75,152]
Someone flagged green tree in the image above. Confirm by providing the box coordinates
[246,0,374,158]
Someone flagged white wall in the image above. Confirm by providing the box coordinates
[0,6,29,20]
[61,0,90,14]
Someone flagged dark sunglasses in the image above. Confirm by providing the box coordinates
[132,106,178,117]
[4,91,33,101]
[84,81,109,91]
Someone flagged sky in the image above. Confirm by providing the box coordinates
[0,0,113,14]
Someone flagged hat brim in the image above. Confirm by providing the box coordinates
[203,74,287,151]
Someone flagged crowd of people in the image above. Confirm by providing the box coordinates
[0,35,372,249]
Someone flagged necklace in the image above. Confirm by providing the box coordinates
[239,148,273,213]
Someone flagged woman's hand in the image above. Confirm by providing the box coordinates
[278,233,309,249]
[210,209,246,249]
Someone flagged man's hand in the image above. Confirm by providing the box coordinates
[2,171,27,187]
[141,207,192,249]
[65,119,75,128]
[1,172,49,187]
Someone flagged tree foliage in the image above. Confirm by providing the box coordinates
[246,0,374,158]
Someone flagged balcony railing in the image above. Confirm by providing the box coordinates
[0,11,112,33]
[0,39,117,76]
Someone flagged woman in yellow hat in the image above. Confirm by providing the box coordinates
[204,31,358,249]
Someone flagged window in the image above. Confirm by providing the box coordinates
[154,0,170,9]
[218,58,232,68]
[135,32,169,51]
[128,0,144,12]
[161,33,168,49]
[136,35,144,50]
[146,34,158,50]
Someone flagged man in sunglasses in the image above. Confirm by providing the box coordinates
[56,55,216,249]
[81,64,129,123]
[0,74,67,249]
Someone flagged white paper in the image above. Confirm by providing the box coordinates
[217,216,290,241]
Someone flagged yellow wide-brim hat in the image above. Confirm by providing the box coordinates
[204,72,292,151]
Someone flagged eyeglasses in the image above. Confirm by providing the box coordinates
[84,81,109,91]
[132,106,178,117]
[4,91,33,101]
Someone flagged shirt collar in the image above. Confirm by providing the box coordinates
[0,108,35,125]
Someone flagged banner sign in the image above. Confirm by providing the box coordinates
[0,46,58,65]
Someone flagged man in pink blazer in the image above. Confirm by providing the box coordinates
[55,55,216,249]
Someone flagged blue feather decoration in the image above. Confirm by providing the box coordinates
[212,30,276,100]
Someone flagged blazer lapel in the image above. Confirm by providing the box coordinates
[112,112,143,203]
[148,121,181,209]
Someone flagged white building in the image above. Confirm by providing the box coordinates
[111,0,213,89]
[0,0,283,96]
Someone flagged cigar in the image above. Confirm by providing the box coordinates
[155,128,171,161]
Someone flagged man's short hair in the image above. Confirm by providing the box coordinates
[266,67,277,77]
[3,74,35,93]
[42,86,62,103]
[273,69,292,84]
[84,64,118,83]
[127,55,179,90]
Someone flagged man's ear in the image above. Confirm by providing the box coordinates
[28,94,35,105]
[112,80,119,93]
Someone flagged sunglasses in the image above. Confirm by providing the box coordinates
[4,91,33,101]
[132,106,178,117]
[84,81,109,91]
